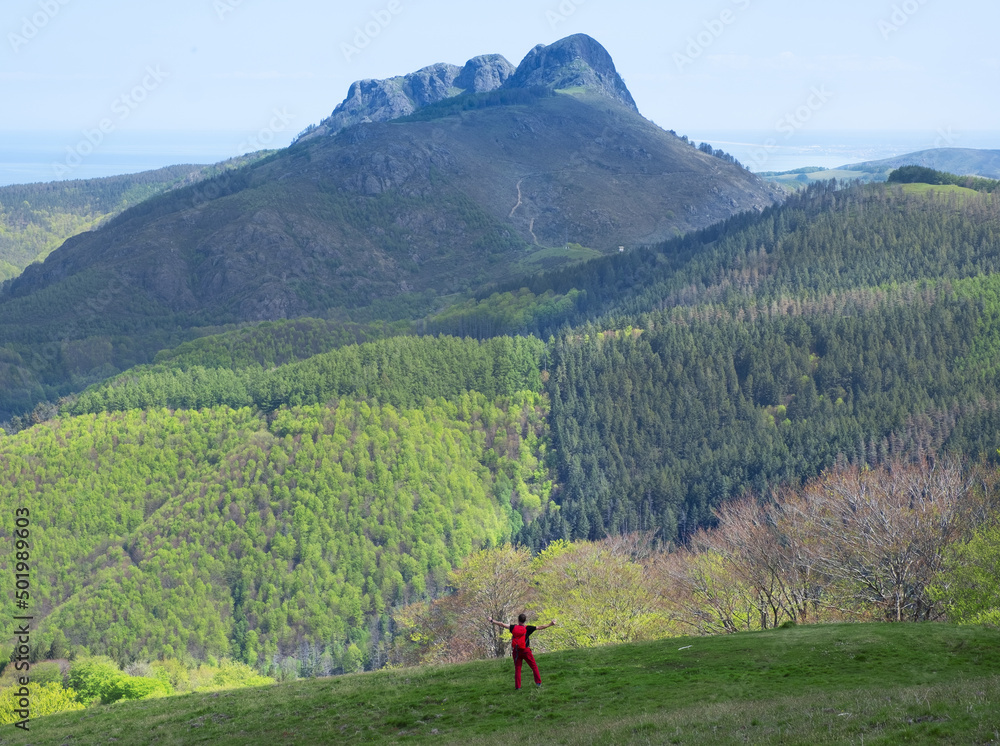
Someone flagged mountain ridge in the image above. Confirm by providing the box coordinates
[298,33,638,141]
[0,33,781,417]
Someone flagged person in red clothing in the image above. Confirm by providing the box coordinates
[488,613,557,689]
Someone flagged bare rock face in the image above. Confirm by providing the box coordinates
[319,63,462,135]
[299,34,637,143]
[454,54,516,93]
[302,56,515,140]
[402,62,464,107]
[503,34,638,112]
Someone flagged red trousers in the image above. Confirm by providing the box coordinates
[512,646,541,688]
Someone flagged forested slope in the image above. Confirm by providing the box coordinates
[0,392,552,673]
[0,157,267,284]
[486,182,1000,333]
[533,278,1000,545]
[65,335,544,415]
[4,176,1000,678]
[53,184,1000,551]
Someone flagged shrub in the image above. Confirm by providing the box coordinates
[66,657,122,705]
[0,682,85,723]
[67,656,172,704]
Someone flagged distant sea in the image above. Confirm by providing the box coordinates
[0,131,295,188]
[1,129,999,188]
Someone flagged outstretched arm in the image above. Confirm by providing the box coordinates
[535,619,558,631]
[487,617,509,629]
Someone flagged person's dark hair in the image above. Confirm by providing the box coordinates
[518,613,527,623]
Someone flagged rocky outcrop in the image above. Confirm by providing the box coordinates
[300,55,515,141]
[317,63,461,136]
[298,33,644,142]
[454,54,516,93]
[503,34,637,111]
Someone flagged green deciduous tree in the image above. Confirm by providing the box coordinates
[0,682,85,723]
[529,537,671,650]
[930,521,1000,626]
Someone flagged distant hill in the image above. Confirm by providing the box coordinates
[842,147,1000,180]
[0,34,780,416]
[0,155,269,283]
[0,166,203,283]
[758,166,877,192]
[758,147,1000,192]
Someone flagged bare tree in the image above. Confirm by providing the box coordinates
[709,496,820,629]
[792,460,975,622]
[391,545,534,666]
[652,536,754,635]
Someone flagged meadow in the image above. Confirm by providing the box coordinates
[13,623,1000,745]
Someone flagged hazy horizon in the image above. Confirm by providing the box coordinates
[3,0,998,186]
[3,128,999,188]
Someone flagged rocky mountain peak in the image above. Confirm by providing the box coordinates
[454,54,516,93]
[300,55,515,141]
[297,35,636,142]
[503,34,637,112]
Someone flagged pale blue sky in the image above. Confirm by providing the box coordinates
[2,0,998,181]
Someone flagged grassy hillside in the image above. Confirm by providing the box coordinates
[901,182,983,199]
[18,623,1000,745]
[759,167,877,192]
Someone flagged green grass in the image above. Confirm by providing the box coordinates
[517,243,604,272]
[14,623,1000,745]
[555,86,590,97]
[900,183,983,199]
[762,169,882,192]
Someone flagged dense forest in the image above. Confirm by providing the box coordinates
[0,392,553,674]
[534,278,1000,545]
[2,173,1000,696]
[887,165,1000,193]
[63,335,545,416]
